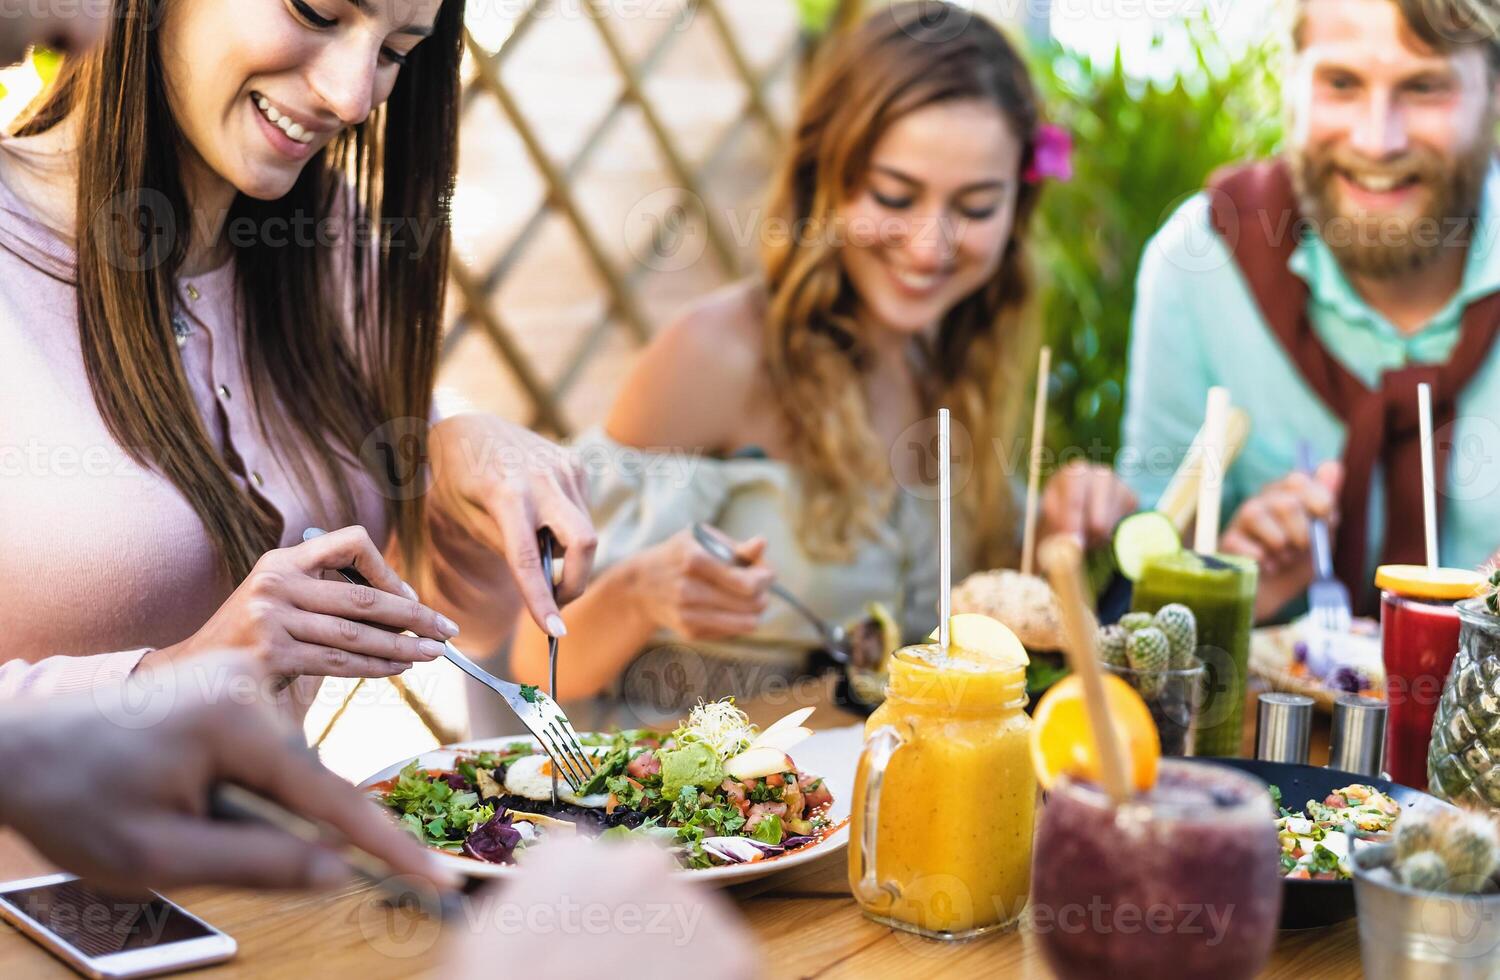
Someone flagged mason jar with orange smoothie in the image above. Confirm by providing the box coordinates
[847,614,1037,939]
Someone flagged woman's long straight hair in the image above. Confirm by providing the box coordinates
[16,0,466,585]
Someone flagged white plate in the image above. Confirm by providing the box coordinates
[358,725,861,886]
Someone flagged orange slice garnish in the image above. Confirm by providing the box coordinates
[1030,674,1160,792]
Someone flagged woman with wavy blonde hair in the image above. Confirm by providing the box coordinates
[504,2,1135,725]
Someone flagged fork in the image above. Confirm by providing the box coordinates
[539,527,561,804]
[301,528,597,794]
[1298,443,1352,634]
[690,522,852,663]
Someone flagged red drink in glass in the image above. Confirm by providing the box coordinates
[1379,593,1460,789]
[1374,564,1482,786]
[1374,565,1485,790]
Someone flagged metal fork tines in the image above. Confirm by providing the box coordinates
[438,639,597,794]
[301,527,597,794]
[1298,443,1352,635]
[1308,573,1353,634]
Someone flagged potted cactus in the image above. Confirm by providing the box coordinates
[1352,808,1500,978]
[1097,604,1204,756]
[1429,579,1500,811]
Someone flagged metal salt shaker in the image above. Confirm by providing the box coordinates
[1328,694,1387,778]
[1256,692,1315,764]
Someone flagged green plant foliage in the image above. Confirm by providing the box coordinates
[1028,23,1284,461]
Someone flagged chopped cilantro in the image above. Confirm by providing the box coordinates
[668,785,703,824]
[747,781,784,804]
[605,774,647,810]
[519,684,539,703]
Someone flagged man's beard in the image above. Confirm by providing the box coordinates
[1290,132,1495,280]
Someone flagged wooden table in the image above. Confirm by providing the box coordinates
[0,685,1363,979]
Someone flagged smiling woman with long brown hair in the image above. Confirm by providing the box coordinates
[501,2,1136,726]
[0,0,596,703]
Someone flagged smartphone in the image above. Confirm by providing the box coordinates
[0,874,236,979]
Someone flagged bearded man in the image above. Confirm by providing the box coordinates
[1123,0,1500,619]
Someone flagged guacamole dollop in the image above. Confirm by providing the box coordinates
[658,740,725,801]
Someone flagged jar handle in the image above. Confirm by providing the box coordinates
[853,724,904,906]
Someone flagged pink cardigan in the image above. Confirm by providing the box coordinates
[0,150,518,698]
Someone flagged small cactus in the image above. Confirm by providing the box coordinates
[1389,810,1500,895]
[1397,851,1451,892]
[1438,812,1500,882]
[1395,811,1442,861]
[1098,625,1129,668]
[1127,626,1171,698]
[1119,612,1155,634]
[1484,565,1500,616]
[1153,603,1198,668]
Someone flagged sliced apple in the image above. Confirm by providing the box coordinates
[749,707,815,753]
[724,746,794,781]
[928,612,1029,669]
[753,726,811,754]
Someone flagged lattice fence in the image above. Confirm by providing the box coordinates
[439,0,855,436]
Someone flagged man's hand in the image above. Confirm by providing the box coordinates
[1220,462,1344,621]
[0,652,453,894]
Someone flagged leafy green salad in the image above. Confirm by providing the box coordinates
[373,701,837,869]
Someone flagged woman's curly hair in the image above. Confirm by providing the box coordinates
[760,2,1045,569]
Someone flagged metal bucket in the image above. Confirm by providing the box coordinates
[1352,844,1500,979]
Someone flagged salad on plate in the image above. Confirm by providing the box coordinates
[370,701,838,870]
[1272,782,1402,880]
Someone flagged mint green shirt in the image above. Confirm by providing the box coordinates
[1122,167,1500,578]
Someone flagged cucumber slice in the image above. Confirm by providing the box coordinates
[1113,510,1181,582]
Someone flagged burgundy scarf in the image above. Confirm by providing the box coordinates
[1206,161,1500,612]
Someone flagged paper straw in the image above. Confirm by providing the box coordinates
[1042,535,1131,805]
[939,408,951,655]
[1157,408,1251,534]
[1193,387,1231,555]
[1020,346,1052,577]
[1418,383,1439,569]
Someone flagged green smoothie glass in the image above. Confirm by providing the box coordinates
[1133,552,1258,757]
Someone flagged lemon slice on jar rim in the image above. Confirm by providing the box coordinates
[1374,565,1487,601]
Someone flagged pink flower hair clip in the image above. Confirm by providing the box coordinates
[1025,123,1073,184]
